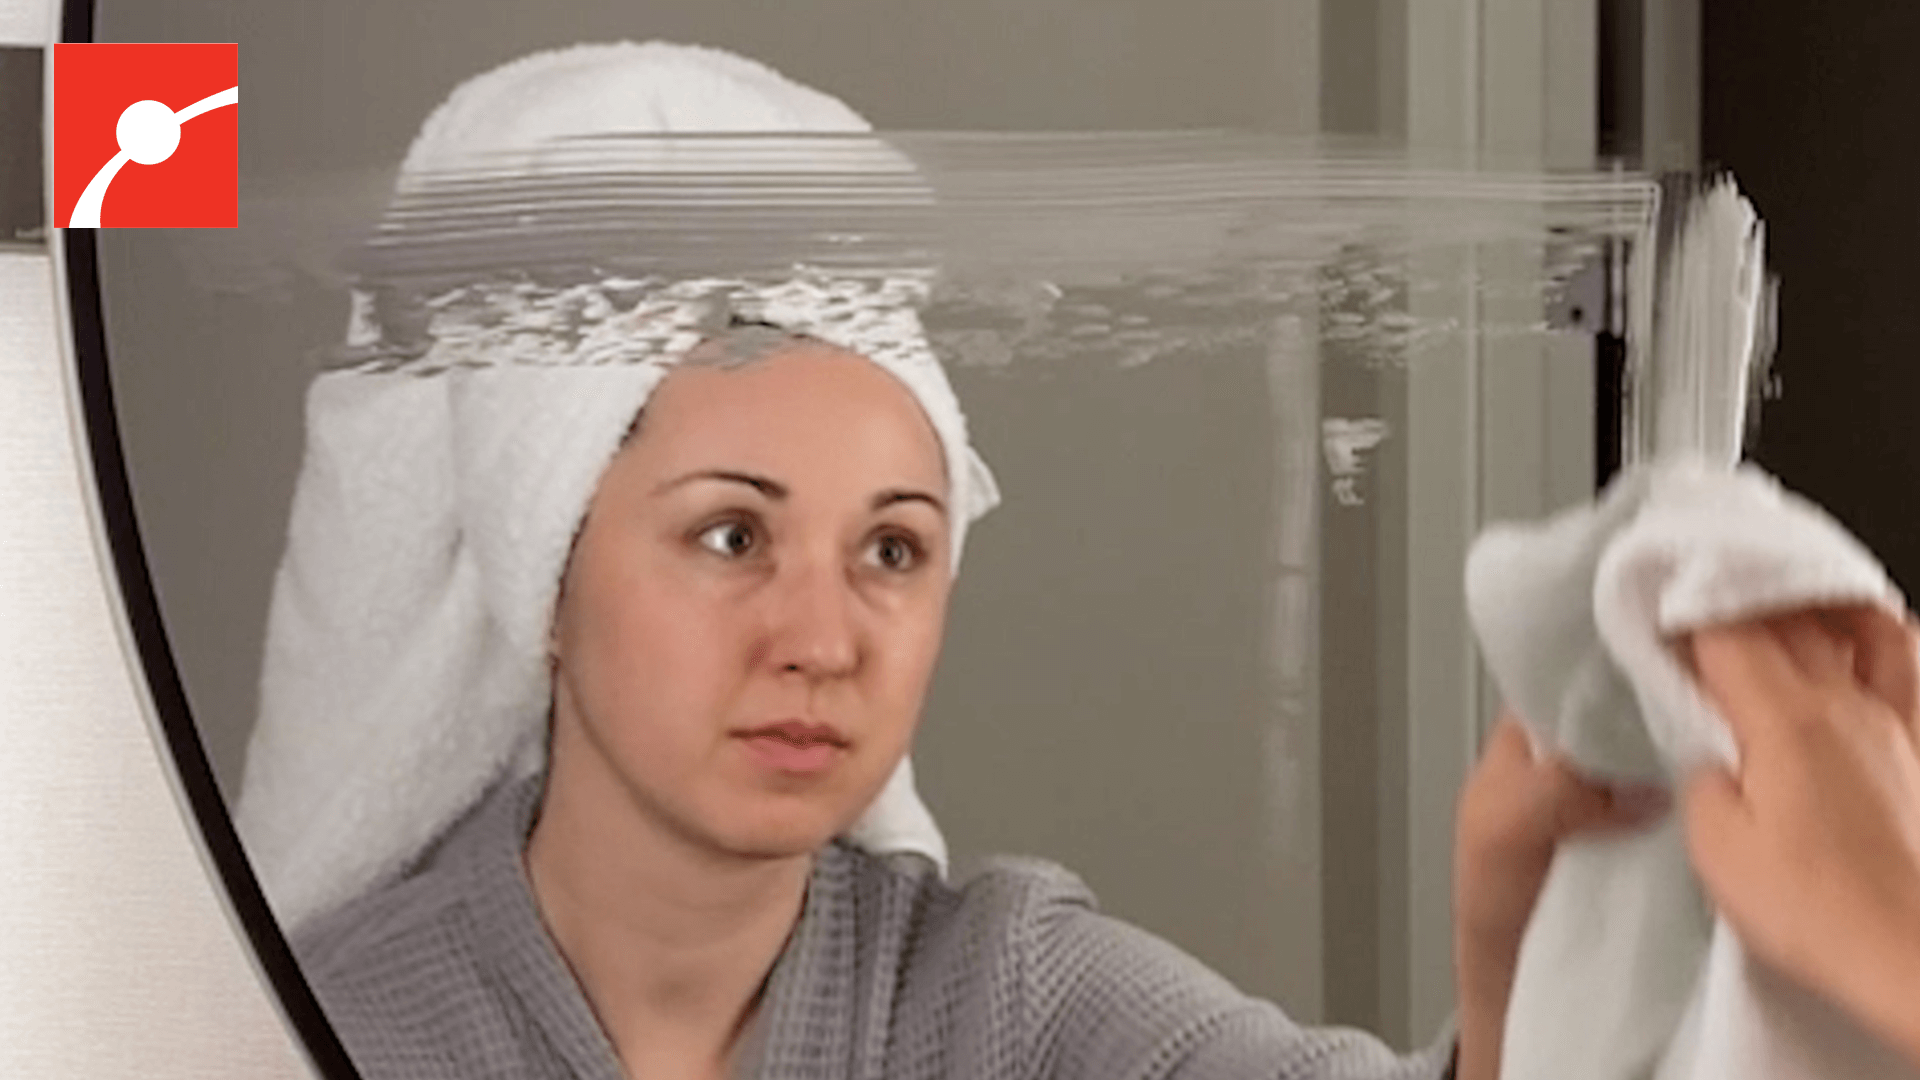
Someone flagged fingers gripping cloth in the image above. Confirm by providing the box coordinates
[235,42,1001,934]
[1465,458,1919,1080]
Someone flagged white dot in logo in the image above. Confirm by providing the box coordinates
[116,100,182,165]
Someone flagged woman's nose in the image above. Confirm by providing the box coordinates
[765,557,860,678]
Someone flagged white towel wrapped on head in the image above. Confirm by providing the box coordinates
[399,41,872,179]
[236,42,999,935]
[1466,456,1920,1080]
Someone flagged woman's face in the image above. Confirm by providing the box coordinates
[547,341,954,860]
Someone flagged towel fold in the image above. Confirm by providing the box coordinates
[1466,456,1919,1080]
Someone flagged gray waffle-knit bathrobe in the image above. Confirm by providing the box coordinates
[295,775,1459,1080]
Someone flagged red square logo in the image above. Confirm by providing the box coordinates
[53,43,237,229]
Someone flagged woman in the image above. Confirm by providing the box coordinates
[235,41,1918,1080]
[269,314,1643,1079]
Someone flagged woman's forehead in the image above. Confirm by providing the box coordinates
[630,345,949,489]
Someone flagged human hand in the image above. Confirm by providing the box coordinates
[1451,714,1671,1079]
[1684,607,1920,1066]
[1453,715,1671,992]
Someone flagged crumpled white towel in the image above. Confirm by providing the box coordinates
[1466,456,1920,1080]
[235,42,998,935]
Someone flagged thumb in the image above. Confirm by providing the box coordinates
[1682,765,1755,903]
[1539,761,1634,837]
[1836,605,1920,729]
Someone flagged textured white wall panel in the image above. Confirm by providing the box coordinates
[0,250,317,1077]
[0,0,49,46]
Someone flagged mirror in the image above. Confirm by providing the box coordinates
[84,0,1659,1068]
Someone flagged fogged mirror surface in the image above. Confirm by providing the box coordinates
[95,0,1653,1054]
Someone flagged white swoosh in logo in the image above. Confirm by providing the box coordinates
[67,86,239,229]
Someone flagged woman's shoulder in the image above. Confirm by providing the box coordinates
[847,844,1240,998]
[291,785,515,992]
[291,857,476,989]
[284,862,512,1079]
[833,841,1105,941]
[283,782,585,1079]
[829,844,1457,1080]
[829,842,1251,1013]
[824,844,1280,1077]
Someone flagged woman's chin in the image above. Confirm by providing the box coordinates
[702,798,854,861]
[696,748,902,860]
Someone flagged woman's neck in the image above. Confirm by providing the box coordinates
[524,740,814,1079]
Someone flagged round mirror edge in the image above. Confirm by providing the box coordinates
[56,0,359,1070]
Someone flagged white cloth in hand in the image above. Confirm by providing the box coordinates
[1466,456,1918,1080]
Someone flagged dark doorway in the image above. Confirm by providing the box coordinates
[1704,1,1920,594]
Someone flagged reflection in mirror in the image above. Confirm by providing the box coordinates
[0,46,43,245]
[93,11,1671,1080]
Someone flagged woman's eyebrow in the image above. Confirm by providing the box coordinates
[654,469,788,499]
[873,489,947,517]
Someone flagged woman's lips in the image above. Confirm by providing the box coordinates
[734,721,848,775]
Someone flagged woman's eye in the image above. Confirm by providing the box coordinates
[696,521,757,558]
[868,533,921,572]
